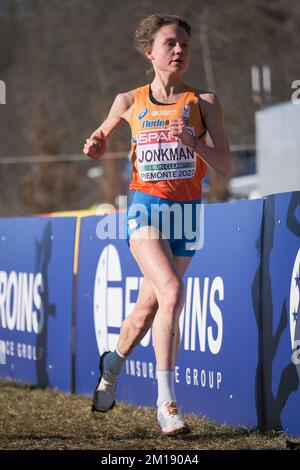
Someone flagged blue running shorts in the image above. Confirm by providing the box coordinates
[126,190,202,257]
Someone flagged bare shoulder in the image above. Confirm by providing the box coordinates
[195,89,221,106]
[115,89,135,107]
[195,89,224,124]
[110,89,136,122]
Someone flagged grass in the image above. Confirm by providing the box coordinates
[0,379,290,450]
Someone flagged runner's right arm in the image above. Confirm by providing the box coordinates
[83,91,134,160]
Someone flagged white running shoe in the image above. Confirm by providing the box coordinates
[92,351,116,413]
[157,401,191,436]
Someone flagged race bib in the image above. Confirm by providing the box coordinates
[136,128,196,182]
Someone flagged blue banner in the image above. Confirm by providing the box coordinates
[76,200,264,429]
[0,216,76,392]
[175,199,264,428]
[2,194,299,434]
[261,192,300,437]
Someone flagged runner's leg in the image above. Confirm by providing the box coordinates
[129,226,187,370]
[117,255,192,358]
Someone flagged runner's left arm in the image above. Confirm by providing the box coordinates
[169,93,233,178]
[196,93,233,177]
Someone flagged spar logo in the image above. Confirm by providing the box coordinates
[138,107,148,120]
[290,249,300,372]
[137,128,195,145]
[137,129,177,145]
[93,244,224,355]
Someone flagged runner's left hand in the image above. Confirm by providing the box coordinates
[169,119,194,147]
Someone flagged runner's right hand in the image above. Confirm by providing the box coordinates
[83,130,108,160]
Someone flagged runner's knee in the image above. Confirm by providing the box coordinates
[160,278,185,315]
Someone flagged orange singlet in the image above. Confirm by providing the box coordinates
[129,84,207,201]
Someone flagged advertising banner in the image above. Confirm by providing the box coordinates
[0,216,76,391]
[261,192,300,436]
[76,200,264,428]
